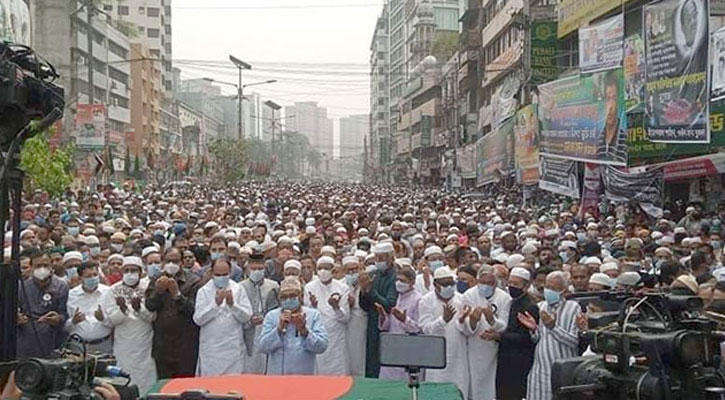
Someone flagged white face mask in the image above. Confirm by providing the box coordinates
[123,272,140,287]
[318,269,332,283]
[33,267,51,281]
[164,262,180,276]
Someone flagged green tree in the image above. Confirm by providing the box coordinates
[19,132,73,197]
[431,32,459,63]
[208,138,248,182]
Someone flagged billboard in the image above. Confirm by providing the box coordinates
[624,34,646,112]
[75,104,106,149]
[476,119,514,186]
[578,15,624,73]
[539,156,580,198]
[514,105,540,184]
[712,27,725,101]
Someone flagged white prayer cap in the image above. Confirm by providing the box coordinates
[305,217,315,226]
[123,256,143,268]
[617,271,641,287]
[433,267,455,280]
[589,273,614,288]
[424,246,443,258]
[584,256,602,266]
[506,254,525,269]
[321,245,337,255]
[316,256,335,267]
[62,251,83,264]
[374,242,394,254]
[654,247,673,257]
[558,241,577,251]
[354,250,368,259]
[395,258,412,268]
[600,262,619,273]
[342,256,358,266]
[509,267,531,281]
[522,242,538,255]
[305,226,316,235]
[284,259,302,271]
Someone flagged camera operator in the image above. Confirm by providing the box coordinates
[1,372,121,400]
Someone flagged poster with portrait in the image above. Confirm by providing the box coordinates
[75,104,106,149]
[476,119,514,187]
[579,15,624,73]
[602,166,664,217]
[644,0,709,143]
[539,156,580,198]
[0,0,30,45]
[514,105,540,184]
[712,27,725,101]
[624,34,646,112]
[537,69,628,165]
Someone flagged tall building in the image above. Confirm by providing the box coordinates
[102,0,173,95]
[285,102,334,159]
[129,43,161,163]
[369,4,390,180]
[339,114,369,159]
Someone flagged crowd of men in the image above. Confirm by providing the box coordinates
[9,181,725,400]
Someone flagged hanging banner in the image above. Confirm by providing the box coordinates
[579,15,624,73]
[644,0,709,143]
[712,27,725,101]
[457,143,477,179]
[579,164,602,218]
[602,166,664,217]
[557,0,634,38]
[514,105,540,184]
[0,0,31,45]
[624,34,646,112]
[476,119,515,186]
[491,75,520,128]
[539,156,580,198]
[531,21,559,84]
[538,69,628,165]
[75,104,107,149]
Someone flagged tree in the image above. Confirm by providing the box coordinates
[208,138,248,182]
[19,131,73,197]
[431,32,459,63]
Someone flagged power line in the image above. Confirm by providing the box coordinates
[175,3,385,10]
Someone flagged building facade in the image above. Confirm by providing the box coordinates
[129,43,161,167]
[285,102,334,159]
[339,114,369,159]
[369,4,390,182]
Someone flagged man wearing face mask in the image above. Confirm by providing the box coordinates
[518,271,582,400]
[418,267,469,398]
[85,236,102,260]
[17,248,69,359]
[241,252,280,374]
[141,246,162,285]
[194,258,253,376]
[65,262,112,353]
[61,251,84,288]
[489,267,539,400]
[145,247,201,378]
[415,245,444,295]
[257,276,328,375]
[343,256,368,376]
[304,256,351,375]
[101,256,156,394]
[109,232,126,253]
[459,265,512,400]
[359,241,398,378]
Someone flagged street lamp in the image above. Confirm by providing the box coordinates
[204,76,277,139]
[229,55,252,140]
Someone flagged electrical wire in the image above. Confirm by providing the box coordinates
[175,3,385,10]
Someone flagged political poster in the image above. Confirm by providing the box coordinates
[0,0,30,45]
[530,21,559,84]
[579,164,602,219]
[602,166,664,217]
[75,104,106,149]
[557,0,634,38]
[579,15,624,73]
[491,75,520,128]
[476,119,514,186]
[538,69,628,165]
[712,27,725,101]
[644,0,709,143]
[624,34,646,112]
[514,105,540,184]
[539,156,580,198]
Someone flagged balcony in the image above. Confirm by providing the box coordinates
[481,0,524,48]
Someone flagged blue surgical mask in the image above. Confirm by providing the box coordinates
[429,260,444,271]
[213,275,230,289]
[456,281,469,293]
[375,261,388,271]
[543,288,561,306]
[576,232,587,241]
[83,276,100,291]
[147,263,161,278]
[66,267,78,279]
[559,252,569,263]
[346,273,359,287]
[477,284,494,298]
[250,269,265,283]
[211,252,224,261]
[68,226,80,236]
[438,284,455,299]
[712,240,722,250]
[281,297,300,311]
[90,247,101,256]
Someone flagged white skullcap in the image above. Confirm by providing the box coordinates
[358,228,369,235]
[600,262,619,273]
[84,235,100,245]
[354,250,368,259]
[654,247,673,256]
[617,271,641,287]
[659,235,675,245]
[305,226,316,235]
[228,241,241,250]
[424,246,443,258]
[545,228,559,237]
[280,276,303,293]
[589,273,614,288]
[342,256,358,266]
[395,258,413,268]
[674,227,687,234]
[522,242,538,255]
[123,256,143,268]
[62,251,83,264]
[500,231,514,239]
[509,267,531,281]
[316,256,335,267]
[446,234,458,242]
[108,254,124,263]
[433,267,455,280]
[142,246,159,258]
[321,245,337,255]
[278,235,293,244]
[493,253,509,264]
[284,259,302,271]
[558,240,577,251]
[374,242,394,254]
[305,218,315,226]
[584,256,602,266]
[506,254,525,269]
[651,231,663,240]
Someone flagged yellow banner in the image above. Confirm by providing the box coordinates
[558,0,631,38]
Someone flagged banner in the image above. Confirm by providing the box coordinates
[539,156,580,198]
[579,15,624,73]
[644,0,709,143]
[624,34,646,112]
[491,75,520,128]
[476,119,514,186]
[602,166,664,217]
[712,27,725,101]
[457,143,477,179]
[557,0,634,38]
[531,21,559,84]
[514,105,540,184]
[75,104,106,149]
[579,164,602,219]
[0,0,30,45]
[538,69,628,165]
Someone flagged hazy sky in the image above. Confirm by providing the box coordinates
[172,0,382,127]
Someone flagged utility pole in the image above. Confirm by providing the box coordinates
[84,0,96,104]
[230,55,252,140]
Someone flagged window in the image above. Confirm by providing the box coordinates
[138,26,145,35]
[118,5,129,15]
[149,49,161,59]
[147,7,160,17]
[103,4,113,11]
[138,7,145,15]
[378,98,386,106]
[147,28,160,38]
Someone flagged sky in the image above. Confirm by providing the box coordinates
[172,0,382,152]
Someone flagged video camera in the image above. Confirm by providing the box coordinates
[10,343,138,400]
[552,291,725,400]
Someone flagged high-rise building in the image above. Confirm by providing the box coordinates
[129,43,161,162]
[369,3,390,180]
[285,102,334,159]
[339,114,369,159]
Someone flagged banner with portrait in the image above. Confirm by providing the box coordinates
[624,34,646,112]
[0,0,30,45]
[476,119,514,186]
[712,27,725,101]
[75,104,106,149]
[579,163,602,219]
[644,0,709,143]
[602,166,664,217]
[579,15,624,73]
[539,156,580,198]
[537,69,628,165]
[514,105,540,184]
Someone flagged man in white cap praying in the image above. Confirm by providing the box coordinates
[343,255,368,376]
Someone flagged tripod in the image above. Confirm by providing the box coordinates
[406,366,421,400]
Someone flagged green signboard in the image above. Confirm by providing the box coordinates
[530,21,559,84]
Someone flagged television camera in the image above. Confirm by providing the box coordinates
[552,291,725,400]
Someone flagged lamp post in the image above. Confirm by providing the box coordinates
[202,77,276,139]
[229,55,251,140]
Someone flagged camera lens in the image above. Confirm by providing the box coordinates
[15,359,45,393]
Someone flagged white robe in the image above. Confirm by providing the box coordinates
[415,273,433,296]
[418,291,469,399]
[459,286,511,400]
[101,280,157,395]
[304,278,350,375]
[346,285,368,376]
[193,279,253,376]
